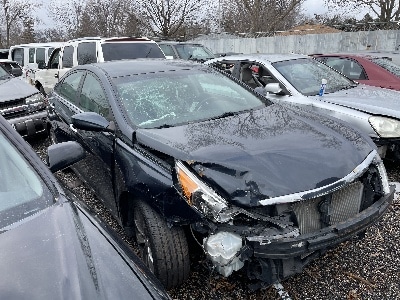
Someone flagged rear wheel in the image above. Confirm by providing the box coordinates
[133,200,190,289]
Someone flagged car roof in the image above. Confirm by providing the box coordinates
[79,58,208,78]
[210,53,309,63]
[0,59,19,63]
[158,41,205,45]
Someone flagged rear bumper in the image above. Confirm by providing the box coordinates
[250,184,395,259]
[7,110,47,137]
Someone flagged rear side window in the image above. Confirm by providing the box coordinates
[36,48,46,66]
[80,73,109,118]
[29,48,35,63]
[77,42,97,65]
[62,45,74,68]
[101,43,165,60]
[55,71,84,104]
[11,48,24,66]
[324,57,367,80]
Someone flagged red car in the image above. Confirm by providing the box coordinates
[312,53,400,91]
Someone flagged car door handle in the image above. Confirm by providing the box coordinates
[69,124,77,133]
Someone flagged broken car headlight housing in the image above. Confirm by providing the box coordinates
[176,160,231,223]
[369,116,400,138]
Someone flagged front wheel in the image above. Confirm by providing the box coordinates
[134,200,190,289]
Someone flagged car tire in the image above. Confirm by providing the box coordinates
[134,200,190,289]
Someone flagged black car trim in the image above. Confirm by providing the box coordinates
[251,184,394,259]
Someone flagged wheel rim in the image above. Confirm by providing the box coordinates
[134,213,155,273]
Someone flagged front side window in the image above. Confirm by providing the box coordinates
[102,43,165,60]
[62,45,74,68]
[48,47,54,58]
[55,71,84,104]
[273,58,356,96]
[0,133,53,229]
[115,67,268,128]
[77,42,97,65]
[48,48,60,69]
[80,73,109,117]
[159,44,176,58]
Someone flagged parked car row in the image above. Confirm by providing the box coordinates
[1,37,399,293]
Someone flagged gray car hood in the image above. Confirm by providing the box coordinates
[0,76,38,101]
[315,84,400,119]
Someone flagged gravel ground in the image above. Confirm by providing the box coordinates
[30,136,400,300]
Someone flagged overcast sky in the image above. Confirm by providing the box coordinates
[302,0,373,18]
[303,0,329,15]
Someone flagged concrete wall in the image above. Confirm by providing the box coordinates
[191,30,400,55]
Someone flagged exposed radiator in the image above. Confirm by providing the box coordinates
[292,181,364,234]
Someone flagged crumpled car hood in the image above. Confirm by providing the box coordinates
[0,76,38,102]
[137,104,374,206]
[0,201,156,299]
[315,84,400,119]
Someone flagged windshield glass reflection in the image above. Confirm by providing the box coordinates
[0,133,53,229]
[273,58,356,96]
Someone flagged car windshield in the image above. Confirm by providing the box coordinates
[371,57,400,77]
[0,66,9,78]
[0,132,53,229]
[101,43,165,60]
[115,68,268,128]
[273,58,356,96]
[175,44,215,60]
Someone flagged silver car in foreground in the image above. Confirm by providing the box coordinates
[206,54,400,161]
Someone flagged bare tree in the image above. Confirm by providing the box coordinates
[221,0,305,34]
[136,0,204,38]
[48,0,87,40]
[0,0,38,47]
[325,0,400,22]
[80,0,143,37]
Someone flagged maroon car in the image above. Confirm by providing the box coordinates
[312,53,400,91]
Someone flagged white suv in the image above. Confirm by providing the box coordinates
[33,37,165,95]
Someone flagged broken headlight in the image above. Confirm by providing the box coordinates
[369,116,400,138]
[176,160,231,223]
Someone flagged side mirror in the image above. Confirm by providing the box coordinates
[264,83,284,95]
[10,67,22,77]
[37,62,46,69]
[72,112,115,132]
[47,141,86,173]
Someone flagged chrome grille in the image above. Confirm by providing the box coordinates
[292,181,364,234]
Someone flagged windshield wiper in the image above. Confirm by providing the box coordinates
[209,111,237,121]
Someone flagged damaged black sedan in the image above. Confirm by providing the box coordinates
[46,59,395,289]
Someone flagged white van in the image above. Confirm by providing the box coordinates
[8,42,63,84]
[33,36,165,95]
